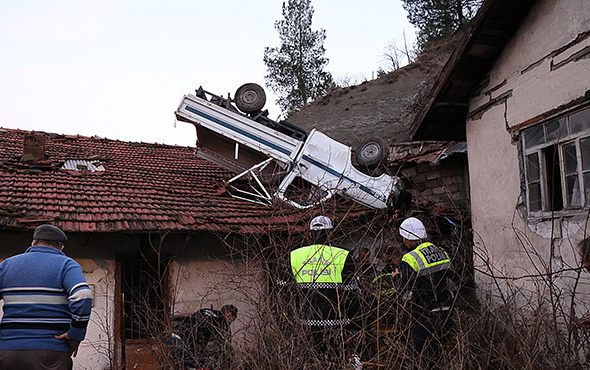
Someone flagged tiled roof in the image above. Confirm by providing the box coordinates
[0,128,304,234]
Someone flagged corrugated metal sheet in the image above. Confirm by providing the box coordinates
[61,159,105,172]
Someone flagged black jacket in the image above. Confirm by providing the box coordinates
[394,243,452,311]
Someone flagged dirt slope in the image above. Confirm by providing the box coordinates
[287,36,460,148]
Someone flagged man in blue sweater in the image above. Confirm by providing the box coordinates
[0,224,93,370]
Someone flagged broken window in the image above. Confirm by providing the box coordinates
[523,106,590,214]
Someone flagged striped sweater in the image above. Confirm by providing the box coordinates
[0,245,93,351]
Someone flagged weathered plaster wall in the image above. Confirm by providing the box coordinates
[77,259,115,370]
[170,259,265,349]
[466,0,590,302]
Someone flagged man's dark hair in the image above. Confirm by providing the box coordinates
[311,229,329,245]
[32,239,64,249]
[579,238,590,257]
[221,304,238,317]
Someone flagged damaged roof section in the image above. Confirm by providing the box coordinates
[389,141,467,164]
[0,128,303,234]
[387,141,470,215]
[61,159,105,172]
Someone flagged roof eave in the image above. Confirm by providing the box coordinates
[410,0,539,141]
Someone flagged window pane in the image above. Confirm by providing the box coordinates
[563,142,577,175]
[524,125,545,148]
[528,183,542,212]
[526,153,540,182]
[585,172,590,206]
[581,137,590,171]
[570,108,590,134]
[566,175,581,207]
[546,118,567,142]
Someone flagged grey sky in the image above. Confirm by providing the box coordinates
[0,0,416,147]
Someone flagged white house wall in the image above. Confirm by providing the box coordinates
[466,0,590,300]
[76,259,116,370]
[170,259,265,350]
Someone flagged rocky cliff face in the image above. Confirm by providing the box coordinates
[287,36,461,148]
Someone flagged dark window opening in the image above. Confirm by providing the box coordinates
[121,255,171,340]
[543,145,563,211]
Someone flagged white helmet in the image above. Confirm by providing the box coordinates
[310,215,333,230]
[399,217,427,240]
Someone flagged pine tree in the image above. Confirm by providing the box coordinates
[402,0,483,50]
[263,0,332,116]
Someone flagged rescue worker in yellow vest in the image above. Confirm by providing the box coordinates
[289,215,360,363]
[392,217,453,369]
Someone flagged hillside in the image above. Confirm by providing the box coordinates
[287,35,461,147]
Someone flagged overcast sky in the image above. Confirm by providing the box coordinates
[0,1,416,147]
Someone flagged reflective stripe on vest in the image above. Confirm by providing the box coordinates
[291,244,349,284]
[300,318,350,326]
[402,242,450,277]
[371,273,396,296]
[296,282,357,290]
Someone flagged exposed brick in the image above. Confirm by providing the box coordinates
[452,175,465,184]
[425,171,441,180]
[444,184,461,193]
[448,191,464,200]
[401,166,418,177]
[438,176,454,185]
[429,195,444,203]
[414,183,427,191]
[438,168,456,177]
[432,187,446,195]
[416,163,432,173]
[413,174,427,183]
[408,189,420,197]
[424,180,440,189]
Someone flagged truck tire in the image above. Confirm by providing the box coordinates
[235,83,266,113]
[355,138,389,168]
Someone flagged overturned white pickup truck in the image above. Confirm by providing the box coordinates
[175,83,404,209]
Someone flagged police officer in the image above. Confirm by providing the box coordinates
[167,305,238,368]
[393,217,453,369]
[288,215,360,361]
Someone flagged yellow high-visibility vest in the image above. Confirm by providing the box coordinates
[402,242,450,277]
[290,244,349,285]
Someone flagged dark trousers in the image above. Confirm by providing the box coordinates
[0,349,72,370]
[411,309,453,369]
[307,324,361,366]
[166,335,199,369]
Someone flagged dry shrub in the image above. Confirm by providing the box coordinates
[120,202,590,369]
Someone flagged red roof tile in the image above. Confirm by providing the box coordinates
[0,128,305,234]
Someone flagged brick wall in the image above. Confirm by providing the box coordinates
[395,155,469,210]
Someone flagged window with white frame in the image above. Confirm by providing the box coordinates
[522,106,590,214]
